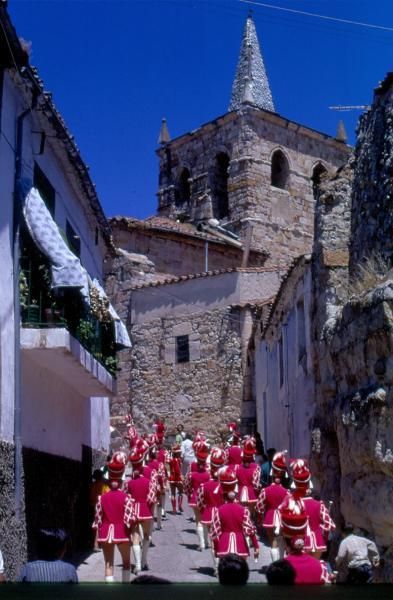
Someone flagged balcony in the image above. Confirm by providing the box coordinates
[21,327,116,396]
[19,233,120,396]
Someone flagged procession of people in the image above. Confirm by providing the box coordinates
[86,417,380,585]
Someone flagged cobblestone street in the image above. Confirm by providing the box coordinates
[77,500,270,583]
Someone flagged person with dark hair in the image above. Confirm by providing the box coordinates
[335,522,380,584]
[260,447,276,487]
[131,574,171,584]
[218,553,249,585]
[266,559,296,585]
[17,528,78,583]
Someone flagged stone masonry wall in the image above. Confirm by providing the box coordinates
[111,225,265,277]
[0,440,27,581]
[129,306,245,439]
[350,75,393,271]
[158,107,349,266]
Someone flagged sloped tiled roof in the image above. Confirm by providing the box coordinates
[110,216,243,247]
[130,266,280,291]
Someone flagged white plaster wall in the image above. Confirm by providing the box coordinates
[22,136,105,281]
[131,270,281,324]
[21,355,109,460]
[255,267,314,458]
[0,72,23,442]
[85,397,110,454]
[0,71,110,457]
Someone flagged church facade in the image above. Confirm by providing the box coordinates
[108,14,350,437]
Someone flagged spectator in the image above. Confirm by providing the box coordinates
[180,433,195,477]
[0,549,5,583]
[266,559,296,585]
[254,432,265,465]
[218,553,249,585]
[260,448,276,487]
[131,574,171,584]
[18,528,78,583]
[336,522,380,584]
[175,424,185,445]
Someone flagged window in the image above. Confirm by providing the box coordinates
[312,163,328,199]
[34,163,55,216]
[271,150,289,190]
[278,335,284,388]
[66,220,81,258]
[175,168,191,206]
[297,299,307,365]
[212,152,230,219]
[176,335,189,363]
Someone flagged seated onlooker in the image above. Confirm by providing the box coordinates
[218,553,249,585]
[336,522,380,584]
[18,528,78,583]
[0,549,5,583]
[266,559,296,585]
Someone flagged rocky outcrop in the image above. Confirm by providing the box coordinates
[312,74,393,581]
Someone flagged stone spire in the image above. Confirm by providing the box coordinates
[158,118,171,145]
[229,13,275,112]
[336,119,348,143]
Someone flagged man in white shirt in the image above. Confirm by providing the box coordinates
[0,549,5,582]
[180,434,195,477]
[335,523,380,584]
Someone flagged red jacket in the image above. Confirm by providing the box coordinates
[93,488,133,543]
[126,475,156,521]
[286,552,330,584]
[197,479,224,524]
[236,462,261,504]
[211,501,258,557]
[256,483,289,528]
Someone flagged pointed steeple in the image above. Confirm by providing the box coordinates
[158,118,171,145]
[229,13,275,113]
[336,119,348,143]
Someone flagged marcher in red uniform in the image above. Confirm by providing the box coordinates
[226,430,242,466]
[237,436,261,512]
[155,427,168,521]
[92,452,133,583]
[255,450,290,563]
[184,441,211,550]
[126,446,157,574]
[168,443,184,514]
[211,466,259,576]
[278,496,331,584]
[290,459,335,559]
[146,433,167,530]
[188,432,208,473]
[197,447,226,558]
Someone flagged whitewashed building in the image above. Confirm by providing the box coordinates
[0,2,130,578]
[255,256,315,457]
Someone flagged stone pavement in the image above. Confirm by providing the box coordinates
[77,499,270,583]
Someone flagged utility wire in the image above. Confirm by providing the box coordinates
[239,0,393,33]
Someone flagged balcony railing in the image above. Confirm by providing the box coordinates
[20,250,119,377]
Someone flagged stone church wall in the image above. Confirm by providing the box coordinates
[157,107,349,266]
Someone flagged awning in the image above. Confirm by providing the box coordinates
[23,187,89,302]
[23,187,131,348]
[91,278,132,348]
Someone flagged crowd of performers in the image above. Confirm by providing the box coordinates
[92,419,337,584]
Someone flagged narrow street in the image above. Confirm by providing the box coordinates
[77,500,270,583]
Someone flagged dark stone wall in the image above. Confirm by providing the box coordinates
[0,440,27,581]
[22,445,106,560]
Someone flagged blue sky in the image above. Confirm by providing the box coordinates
[8,0,393,219]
